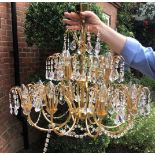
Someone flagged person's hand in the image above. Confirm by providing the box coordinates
[64,11,127,54]
[63,11,103,34]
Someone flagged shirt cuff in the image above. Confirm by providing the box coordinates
[121,37,140,65]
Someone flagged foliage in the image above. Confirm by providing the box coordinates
[136,2,155,20]
[48,134,110,153]
[25,2,108,53]
[124,69,140,84]
[107,106,155,153]
[124,70,155,102]
[140,75,155,91]
[27,71,46,83]
[133,2,155,49]
[117,3,136,37]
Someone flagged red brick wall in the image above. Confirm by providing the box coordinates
[0,2,42,153]
[16,2,40,83]
[97,2,118,29]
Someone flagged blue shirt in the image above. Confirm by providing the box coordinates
[121,37,155,79]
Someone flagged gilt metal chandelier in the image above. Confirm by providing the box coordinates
[9,4,151,153]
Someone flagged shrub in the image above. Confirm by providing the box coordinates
[107,106,155,153]
[25,2,108,52]
[48,134,110,153]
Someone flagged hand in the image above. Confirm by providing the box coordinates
[63,11,103,34]
[63,11,126,54]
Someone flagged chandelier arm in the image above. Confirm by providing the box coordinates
[53,110,69,119]
[87,117,98,125]
[85,116,100,138]
[27,114,53,132]
[94,113,133,136]
[63,117,77,136]
[42,106,73,129]
[93,115,124,129]
[49,114,77,136]
[42,108,52,123]
[34,110,42,125]
[45,94,76,136]
[103,119,134,137]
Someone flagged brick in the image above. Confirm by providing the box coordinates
[0,29,7,36]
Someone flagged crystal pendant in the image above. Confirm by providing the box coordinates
[94,42,100,56]
[14,105,18,115]
[15,98,20,109]
[66,49,70,57]
[59,95,64,105]
[48,71,54,81]
[108,107,115,115]
[62,49,67,57]
[70,40,77,51]
[114,114,121,125]
[87,42,93,54]
[9,103,13,114]
[109,68,119,82]
[46,81,54,99]
[34,98,42,112]
[62,44,70,57]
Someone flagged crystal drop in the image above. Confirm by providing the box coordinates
[66,50,70,57]
[46,138,49,143]
[21,84,28,92]
[114,115,121,125]
[95,42,100,56]
[47,133,50,138]
[87,42,93,54]
[14,106,18,115]
[45,143,48,147]
[59,99,64,106]
[37,80,43,85]
[46,71,49,79]
[48,71,54,81]
[77,49,81,54]
[15,100,20,109]
[59,95,63,101]
[13,94,16,99]
[9,104,13,114]
[62,49,67,57]
[109,69,119,82]
[34,98,42,112]
[43,147,47,152]
[70,40,76,51]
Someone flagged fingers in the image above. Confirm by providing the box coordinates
[80,11,95,18]
[63,19,80,26]
[66,25,81,30]
[85,24,98,34]
[64,12,80,21]
[65,24,98,34]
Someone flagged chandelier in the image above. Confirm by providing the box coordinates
[9,4,151,153]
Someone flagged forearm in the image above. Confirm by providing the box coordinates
[98,22,127,54]
[98,22,155,79]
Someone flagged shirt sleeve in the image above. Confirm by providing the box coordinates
[121,37,155,79]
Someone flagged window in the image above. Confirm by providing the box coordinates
[102,12,111,26]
